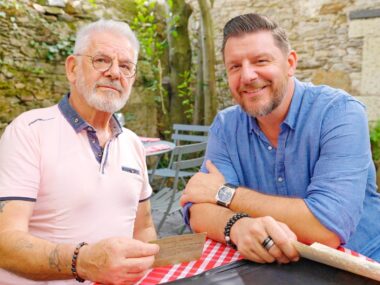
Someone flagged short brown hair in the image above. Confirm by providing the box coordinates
[222,13,290,57]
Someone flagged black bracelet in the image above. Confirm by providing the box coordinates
[71,242,88,283]
[224,213,249,250]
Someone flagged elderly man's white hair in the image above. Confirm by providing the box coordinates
[73,19,139,62]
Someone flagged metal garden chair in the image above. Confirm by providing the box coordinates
[149,141,207,190]
[148,124,209,184]
[151,154,205,234]
[171,124,210,145]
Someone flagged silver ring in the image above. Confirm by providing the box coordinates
[262,236,275,251]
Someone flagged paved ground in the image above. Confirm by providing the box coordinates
[152,209,191,238]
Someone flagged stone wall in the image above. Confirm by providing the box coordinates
[187,0,380,122]
[0,0,157,136]
[1,0,379,138]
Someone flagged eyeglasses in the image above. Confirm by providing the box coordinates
[75,54,137,78]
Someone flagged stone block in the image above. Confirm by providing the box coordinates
[357,96,380,122]
[311,70,352,92]
[320,3,346,15]
[349,18,380,37]
[48,0,66,8]
[361,37,380,96]
[44,6,64,15]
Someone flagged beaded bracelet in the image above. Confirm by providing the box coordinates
[71,242,88,283]
[224,213,249,250]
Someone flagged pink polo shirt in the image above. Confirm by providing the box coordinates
[0,95,152,284]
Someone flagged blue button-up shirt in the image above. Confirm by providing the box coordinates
[188,78,380,261]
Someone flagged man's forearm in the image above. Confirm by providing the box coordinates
[134,224,157,242]
[230,187,340,246]
[133,200,157,242]
[0,230,74,280]
[190,203,234,243]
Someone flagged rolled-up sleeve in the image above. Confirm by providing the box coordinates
[183,113,240,226]
[304,98,370,244]
[201,114,239,184]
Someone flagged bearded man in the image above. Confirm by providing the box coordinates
[0,20,159,285]
[180,13,380,264]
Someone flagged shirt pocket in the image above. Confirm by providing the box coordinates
[121,166,140,175]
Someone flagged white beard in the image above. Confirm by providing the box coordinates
[76,75,131,114]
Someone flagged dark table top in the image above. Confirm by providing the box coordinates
[162,258,379,285]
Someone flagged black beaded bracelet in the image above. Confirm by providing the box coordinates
[224,213,249,250]
[71,242,88,283]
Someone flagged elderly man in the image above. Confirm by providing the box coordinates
[0,20,159,284]
[181,13,380,263]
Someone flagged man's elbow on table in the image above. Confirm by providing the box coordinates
[301,227,341,249]
[319,231,341,249]
[188,203,227,243]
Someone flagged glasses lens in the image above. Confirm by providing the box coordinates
[119,62,136,77]
[92,55,112,71]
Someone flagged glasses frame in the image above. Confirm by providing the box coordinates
[75,54,137,78]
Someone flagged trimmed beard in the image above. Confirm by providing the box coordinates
[76,75,131,114]
[240,76,288,117]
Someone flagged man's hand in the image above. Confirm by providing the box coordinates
[230,216,299,264]
[180,160,225,206]
[77,237,159,285]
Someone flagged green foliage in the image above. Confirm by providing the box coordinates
[87,0,97,7]
[131,0,166,60]
[370,120,380,163]
[166,0,180,38]
[30,35,75,62]
[130,0,168,114]
[0,0,22,12]
[177,70,194,121]
[124,113,137,122]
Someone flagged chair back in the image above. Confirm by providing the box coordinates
[171,156,205,190]
[171,124,210,145]
[168,141,207,169]
[151,154,205,233]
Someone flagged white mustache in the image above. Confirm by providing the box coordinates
[95,81,122,92]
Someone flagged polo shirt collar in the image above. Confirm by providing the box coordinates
[58,93,123,136]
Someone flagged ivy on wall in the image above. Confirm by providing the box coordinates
[130,0,168,114]
[177,70,194,121]
[30,35,75,62]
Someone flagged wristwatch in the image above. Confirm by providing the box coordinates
[215,183,238,208]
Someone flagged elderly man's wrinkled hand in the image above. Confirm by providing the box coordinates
[230,216,299,264]
[77,237,159,285]
[180,160,225,206]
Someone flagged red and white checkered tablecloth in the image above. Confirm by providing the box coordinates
[136,238,242,285]
[136,238,375,285]
[93,238,375,285]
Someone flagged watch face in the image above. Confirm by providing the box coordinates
[218,186,233,202]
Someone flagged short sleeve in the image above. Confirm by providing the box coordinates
[0,117,40,200]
